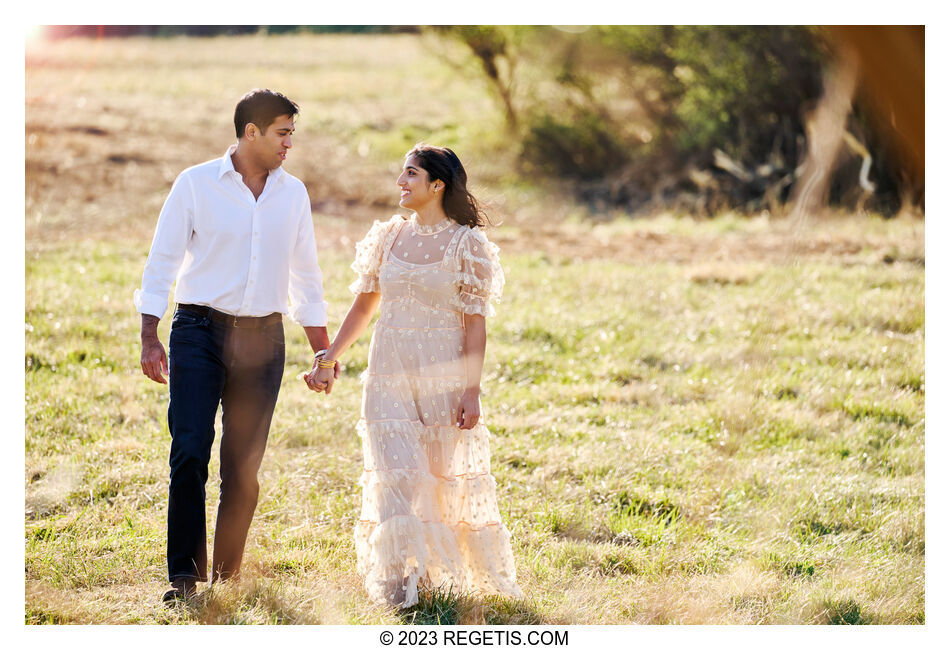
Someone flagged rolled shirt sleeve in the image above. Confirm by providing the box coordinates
[288,191,329,327]
[133,173,194,319]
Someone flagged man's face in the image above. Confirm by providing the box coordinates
[250,114,295,170]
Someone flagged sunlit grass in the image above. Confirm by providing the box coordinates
[25,33,924,625]
[25,227,924,623]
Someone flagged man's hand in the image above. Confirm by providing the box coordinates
[140,314,168,384]
[141,337,168,384]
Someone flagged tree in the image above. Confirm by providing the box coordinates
[434,25,918,215]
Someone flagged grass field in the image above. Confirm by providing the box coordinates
[25,33,925,624]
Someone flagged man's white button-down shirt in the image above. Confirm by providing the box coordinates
[134,145,328,326]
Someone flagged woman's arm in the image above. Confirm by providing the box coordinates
[457,313,487,429]
[306,291,381,394]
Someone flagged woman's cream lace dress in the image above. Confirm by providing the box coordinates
[349,214,522,608]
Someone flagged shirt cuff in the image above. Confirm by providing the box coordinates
[134,289,169,319]
[291,300,329,327]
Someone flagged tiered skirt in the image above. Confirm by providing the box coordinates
[354,409,522,607]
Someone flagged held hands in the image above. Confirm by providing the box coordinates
[304,357,341,395]
[456,388,481,430]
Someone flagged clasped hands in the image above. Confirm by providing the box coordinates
[304,358,341,395]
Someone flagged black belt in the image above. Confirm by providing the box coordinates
[177,304,282,329]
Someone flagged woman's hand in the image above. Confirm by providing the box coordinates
[456,388,481,429]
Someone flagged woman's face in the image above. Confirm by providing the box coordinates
[397,156,442,211]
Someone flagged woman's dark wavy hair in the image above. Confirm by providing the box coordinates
[405,144,493,228]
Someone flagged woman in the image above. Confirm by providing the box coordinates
[306,144,522,608]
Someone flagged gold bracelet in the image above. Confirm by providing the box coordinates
[317,359,336,369]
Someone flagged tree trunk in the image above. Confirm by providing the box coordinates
[788,46,859,221]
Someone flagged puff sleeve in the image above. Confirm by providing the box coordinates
[349,215,401,294]
[454,227,505,317]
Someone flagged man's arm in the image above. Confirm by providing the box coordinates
[303,326,330,354]
[287,192,329,327]
[135,173,192,384]
[288,189,333,378]
[134,173,193,320]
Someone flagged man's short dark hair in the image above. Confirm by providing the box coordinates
[233,89,299,139]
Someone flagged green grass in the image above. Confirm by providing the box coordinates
[25,33,924,625]
[25,229,924,624]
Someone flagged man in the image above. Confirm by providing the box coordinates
[135,89,334,604]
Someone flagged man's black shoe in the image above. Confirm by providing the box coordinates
[162,588,185,605]
[162,584,196,606]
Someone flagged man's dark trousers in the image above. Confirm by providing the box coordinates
[166,305,285,583]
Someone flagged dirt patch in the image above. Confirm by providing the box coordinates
[26,206,922,268]
[487,223,909,265]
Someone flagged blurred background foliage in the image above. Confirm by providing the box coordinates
[40,25,923,217]
[431,25,921,216]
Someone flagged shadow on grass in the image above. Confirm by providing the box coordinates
[168,579,321,624]
[400,585,463,625]
[823,598,874,625]
[400,585,547,625]
[482,594,547,625]
[25,607,73,624]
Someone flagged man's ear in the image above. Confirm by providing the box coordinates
[244,122,258,141]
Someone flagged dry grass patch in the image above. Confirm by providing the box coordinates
[25,34,923,625]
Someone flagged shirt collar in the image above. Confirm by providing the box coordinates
[217,144,286,183]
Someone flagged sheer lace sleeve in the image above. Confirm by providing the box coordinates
[349,215,402,294]
[454,227,504,317]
